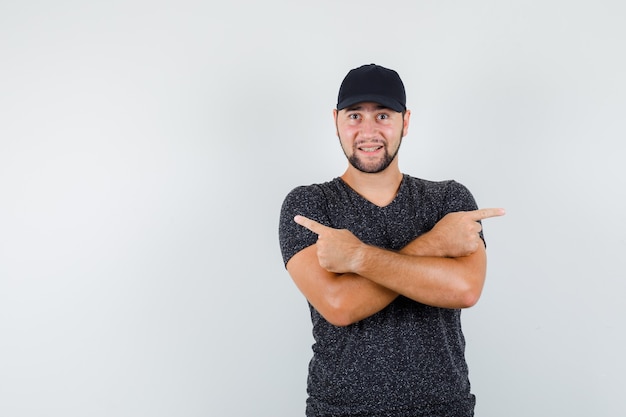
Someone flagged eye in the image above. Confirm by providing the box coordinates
[348,113,360,120]
[377,113,389,120]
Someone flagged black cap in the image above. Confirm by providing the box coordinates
[336,64,406,112]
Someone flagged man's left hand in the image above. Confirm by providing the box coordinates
[294,215,364,274]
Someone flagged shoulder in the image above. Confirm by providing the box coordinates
[278,178,340,266]
[402,174,478,212]
[282,181,327,203]
[281,178,340,212]
[403,174,464,191]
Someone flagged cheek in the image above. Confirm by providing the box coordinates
[337,125,357,139]
[381,126,399,138]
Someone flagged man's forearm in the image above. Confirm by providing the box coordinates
[323,272,399,326]
[290,211,494,323]
[287,245,398,327]
[352,243,487,309]
[327,235,484,324]
[331,236,458,319]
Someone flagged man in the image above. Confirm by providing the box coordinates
[279,63,504,417]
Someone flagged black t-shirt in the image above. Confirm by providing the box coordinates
[279,175,482,417]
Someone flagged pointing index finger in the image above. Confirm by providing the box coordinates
[294,215,328,235]
[469,208,506,221]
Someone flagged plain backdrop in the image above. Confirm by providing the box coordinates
[1,1,625,416]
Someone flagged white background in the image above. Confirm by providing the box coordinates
[1,1,625,416]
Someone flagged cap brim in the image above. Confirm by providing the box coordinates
[337,94,405,112]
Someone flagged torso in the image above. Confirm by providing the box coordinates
[278,174,482,416]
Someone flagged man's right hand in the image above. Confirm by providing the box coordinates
[403,208,505,258]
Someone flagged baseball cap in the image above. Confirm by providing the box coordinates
[336,63,406,112]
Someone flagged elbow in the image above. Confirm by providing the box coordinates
[450,259,485,308]
[459,290,481,308]
[456,283,483,309]
[320,291,358,327]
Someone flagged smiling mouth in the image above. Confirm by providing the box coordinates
[358,145,383,153]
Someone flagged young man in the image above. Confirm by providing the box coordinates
[279,64,504,417]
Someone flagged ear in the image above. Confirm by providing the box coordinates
[333,109,339,137]
[402,109,411,137]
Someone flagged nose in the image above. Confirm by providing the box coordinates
[359,115,378,138]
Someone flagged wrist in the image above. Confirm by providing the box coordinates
[351,243,381,276]
[401,232,445,257]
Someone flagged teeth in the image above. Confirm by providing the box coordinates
[361,146,381,152]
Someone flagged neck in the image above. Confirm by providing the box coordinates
[340,163,403,207]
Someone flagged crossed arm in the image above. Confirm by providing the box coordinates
[286,208,505,327]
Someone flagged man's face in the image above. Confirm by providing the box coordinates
[334,102,410,174]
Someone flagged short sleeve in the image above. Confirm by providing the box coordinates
[443,180,486,245]
[442,180,479,213]
[278,185,330,267]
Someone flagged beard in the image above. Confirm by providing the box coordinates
[343,136,403,174]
